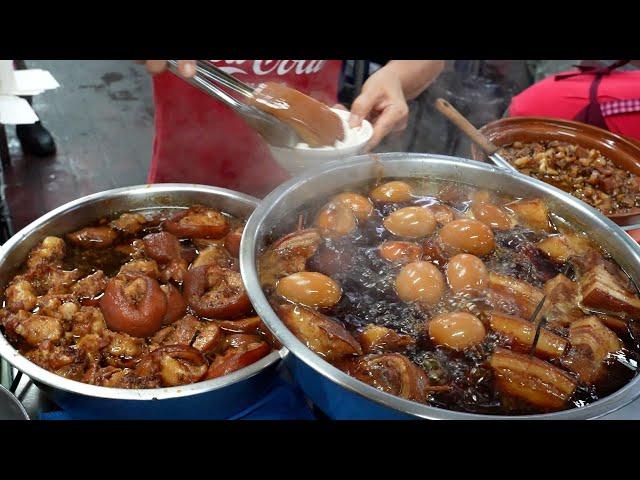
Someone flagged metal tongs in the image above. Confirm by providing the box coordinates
[166,60,300,148]
[527,294,548,356]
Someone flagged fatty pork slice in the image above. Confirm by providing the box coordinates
[542,274,584,329]
[488,272,544,318]
[503,198,553,233]
[579,263,640,318]
[561,316,623,384]
[488,311,567,359]
[489,348,577,411]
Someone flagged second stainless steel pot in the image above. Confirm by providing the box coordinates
[0,184,285,419]
[240,153,640,420]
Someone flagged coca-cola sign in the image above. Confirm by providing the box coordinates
[209,60,328,77]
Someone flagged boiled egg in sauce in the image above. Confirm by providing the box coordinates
[395,261,445,305]
[439,219,495,256]
[428,312,486,351]
[276,272,342,308]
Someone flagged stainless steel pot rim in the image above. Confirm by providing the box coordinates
[0,384,29,419]
[0,183,287,401]
[241,153,640,419]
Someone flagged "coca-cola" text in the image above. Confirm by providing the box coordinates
[209,60,327,77]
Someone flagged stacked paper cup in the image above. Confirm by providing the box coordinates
[0,60,16,93]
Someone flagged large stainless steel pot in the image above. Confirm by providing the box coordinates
[240,153,640,419]
[0,184,284,419]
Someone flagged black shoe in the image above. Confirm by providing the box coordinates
[16,122,56,157]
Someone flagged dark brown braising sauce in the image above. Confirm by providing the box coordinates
[260,178,640,415]
[1,207,274,389]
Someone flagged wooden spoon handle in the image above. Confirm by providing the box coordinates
[435,98,498,155]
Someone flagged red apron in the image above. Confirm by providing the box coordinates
[148,60,343,198]
[509,61,640,142]
[553,60,631,128]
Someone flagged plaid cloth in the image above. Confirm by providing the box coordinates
[601,98,640,116]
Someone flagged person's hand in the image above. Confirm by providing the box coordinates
[135,60,197,78]
[349,68,409,152]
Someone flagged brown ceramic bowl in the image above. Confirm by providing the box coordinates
[470,117,640,227]
[625,136,640,150]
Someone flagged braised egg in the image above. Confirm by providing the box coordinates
[471,203,512,230]
[276,272,342,308]
[331,193,374,221]
[395,261,445,305]
[439,219,495,256]
[445,254,488,293]
[370,181,413,203]
[383,207,436,238]
[428,312,486,351]
[315,202,357,236]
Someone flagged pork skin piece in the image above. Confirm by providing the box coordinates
[537,233,593,263]
[4,278,38,312]
[542,274,584,328]
[504,198,553,233]
[356,324,415,354]
[109,213,147,235]
[489,347,577,411]
[14,313,64,346]
[258,229,321,289]
[561,316,623,384]
[580,264,640,318]
[489,272,545,318]
[66,226,118,249]
[277,303,361,362]
[26,236,66,270]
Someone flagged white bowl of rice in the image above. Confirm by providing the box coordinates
[268,108,373,175]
